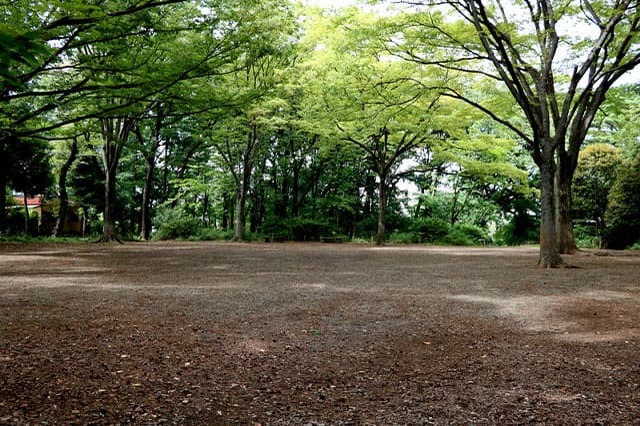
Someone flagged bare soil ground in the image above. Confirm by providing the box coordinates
[1,242,639,425]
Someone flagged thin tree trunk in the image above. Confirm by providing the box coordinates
[81,206,88,238]
[138,107,165,240]
[23,193,29,235]
[0,168,6,233]
[202,192,209,225]
[222,193,230,230]
[53,138,79,237]
[376,175,387,246]
[139,159,155,240]
[234,185,247,241]
[538,153,563,268]
[233,124,258,242]
[0,132,10,232]
[291,162,301,217]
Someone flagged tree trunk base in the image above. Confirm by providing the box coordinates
[558,245,580,255]
[96,234,124,244]
[537,252,565,269]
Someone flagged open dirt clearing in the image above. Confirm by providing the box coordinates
[1,242,639,424]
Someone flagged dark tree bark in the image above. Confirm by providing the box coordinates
[234,128,256,241]
[538,147,563,268]
[22,193,29,235]
[139,156,156,240]
[53,137,79,237]
[101,144,121,243]
[554,155,578,254]
[376,173,388,246]
[219,121,260,242]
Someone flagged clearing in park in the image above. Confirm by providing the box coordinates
[1,242,639,424]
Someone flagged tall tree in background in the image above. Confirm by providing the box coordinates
[302,8,445,245]
[210,3,298,241]
[395,0,640,266]
[52,136,80,237]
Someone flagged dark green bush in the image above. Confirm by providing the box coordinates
[388,231,415,244]
[449,223,490,245]
[153,216,201,240]
[410,217,451,243]
[603,155,640,249]
[290,218,337,241]
[438,228,473,246]
[192,228,235,241]
[495,215,539,246]
[261,218,338,241]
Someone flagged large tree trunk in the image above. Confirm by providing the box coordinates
[53,138,79,237]
[376,175,387,246]
[99,123,127,243]
[101,159,120,242]
[538,153,563,268]
[555,154,578,254]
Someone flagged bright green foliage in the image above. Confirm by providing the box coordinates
[5,1,635,250]
[591,85,640,159]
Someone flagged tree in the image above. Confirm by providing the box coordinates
[52,136,80,237]
[208,3,298,241]
[301,8,445,245]
[69,154,105,236]
[572,144,622,246]
[394,0,640,266]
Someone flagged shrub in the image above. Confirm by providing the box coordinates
[573,224,599,249]
[153,211,201,241]
[388,231,415,244]
[260,219,291,241]
[437,228,473,246]
[260,218,338,242]
[290,218,337,241]
[155,217,200,240]
[191,228,235,241]
[495,215,539,246]
[450,223,490,245]
[410,217,451,243]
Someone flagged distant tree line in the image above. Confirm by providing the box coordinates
[1,1,640,263]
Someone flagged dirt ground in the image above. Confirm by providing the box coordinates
[1,242,639,425]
